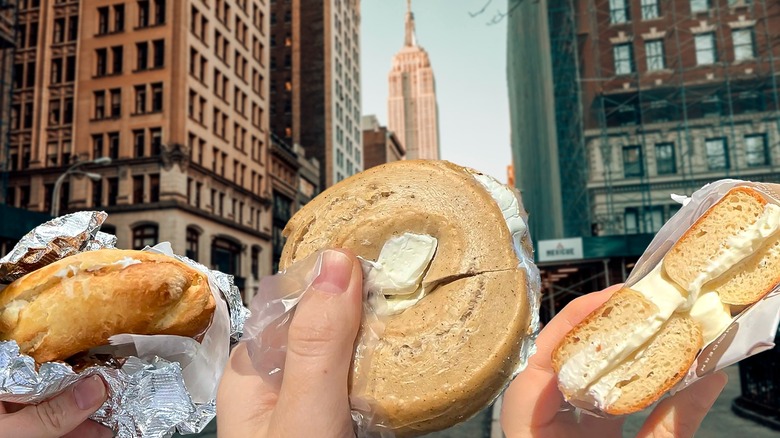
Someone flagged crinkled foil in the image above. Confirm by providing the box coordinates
[0,211,107,282]
[0,212,249,437]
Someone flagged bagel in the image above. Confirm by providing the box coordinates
[553,186,780,414]
[0,249,216,363]
[280,160,534,436]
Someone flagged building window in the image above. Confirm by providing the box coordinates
[107,177,119,206]
[212,237,241,276]
[132,224,158,249]
[94,91,106,119]
[690,0,709,13]
[149,173,160,202]
[623,145,643,177]
[53,17,65,43]
[613,43,633,75]
[186,227,200,261]
[705,138,729,170]
[733,29,755,61]
[641,0,659,19]
[110,88,121,118]
[152,39,165,68]
[133,129,146,157]
[645,40,665,71]
[745,134,768,167]
[98,7,110,34]
[251,246,260,280]
[114,4,126,32]
[655,143,676,174]
[136,42,149,70]
[93,134,104,158]
[695,33,716,65]
[154,0,166,25]
[112,46,123,74]
[92,179,103,208]
[602,4,632,25]
[135,85,147,114]
[108,132,120,159]
[138,0,150,28]
[151,83,163,112]
[151,127,162,155]
[133,175,144,203]
[96,49,108,77]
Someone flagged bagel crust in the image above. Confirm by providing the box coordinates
[0,249,216,363]
[281,160,531,436]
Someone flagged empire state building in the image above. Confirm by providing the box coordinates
[388,1,440,160]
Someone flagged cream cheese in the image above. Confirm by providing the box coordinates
[472,174,527,242]
[55,257,142,278]
[689,291,732,344]
[685,203,780,308]
[364,233,437,316]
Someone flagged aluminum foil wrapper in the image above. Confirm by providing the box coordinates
[0,211,108,282]
[0,213,249,437]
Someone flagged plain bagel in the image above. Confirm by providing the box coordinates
[280,160,533,436]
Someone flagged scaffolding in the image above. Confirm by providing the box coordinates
[548,0,592,238]
[0,0,16,205]
[577,0,780,236]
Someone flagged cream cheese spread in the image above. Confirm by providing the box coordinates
[364,233,438,316]
[472,173,527,247]
[55,257,142,278]
[689,291,732,344]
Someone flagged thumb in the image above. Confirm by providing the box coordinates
[271,249,363,437]
[6,376,108,438]
[638,371,728,438]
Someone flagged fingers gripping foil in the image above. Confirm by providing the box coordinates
[0,213,249,437]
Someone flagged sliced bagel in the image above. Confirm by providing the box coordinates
[554,186,780,414]
[280,160,532,436]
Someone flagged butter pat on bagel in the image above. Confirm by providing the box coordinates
[0,249,216,364]
[280,160,535,436]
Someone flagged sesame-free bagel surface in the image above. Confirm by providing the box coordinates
[280,160,531,436]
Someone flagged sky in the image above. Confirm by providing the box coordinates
[360,0,512,183]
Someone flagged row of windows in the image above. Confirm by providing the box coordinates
[93,127,163,160]
[609,0,750,24]
[94,84,164,120]
[97,0,166,35]
[620,133,769,178]
[612,28,756,75]
[95,40,165,77]
[624,204,680,235]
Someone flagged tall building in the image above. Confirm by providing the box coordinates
[361,114,404,170]
[387,0,440,160]
[269,0,362,190]
[508,0,780,320]
[1,0,274,301]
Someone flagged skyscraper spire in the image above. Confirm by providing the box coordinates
[404,0,417,47]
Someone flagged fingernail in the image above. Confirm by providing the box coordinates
[312,250,353,294]
[74,376,107,410]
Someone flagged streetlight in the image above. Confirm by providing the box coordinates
[51,157,113,217]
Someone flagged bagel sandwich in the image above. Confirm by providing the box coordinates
[0,249,216,364]
[280,160,536,436]
[553,186,780,414]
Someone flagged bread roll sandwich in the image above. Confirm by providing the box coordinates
[0,249,216,364]
[280,160,536,436]
[553,187,780,414]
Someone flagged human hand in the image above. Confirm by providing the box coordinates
[0,375,111,438]
[501,285,728,438]
[217,250,363,438]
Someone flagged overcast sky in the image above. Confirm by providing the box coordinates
[360,0,512,183]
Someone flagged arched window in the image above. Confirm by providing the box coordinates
[132,223,158,249]
[186,227,200,261]
[211,237,241,276]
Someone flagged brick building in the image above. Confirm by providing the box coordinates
[361,114,404,170]
[1,0,274,301]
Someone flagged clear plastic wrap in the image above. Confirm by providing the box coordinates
[0,212,247,437]
[242,173,542,436]
[565,179,780,415]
